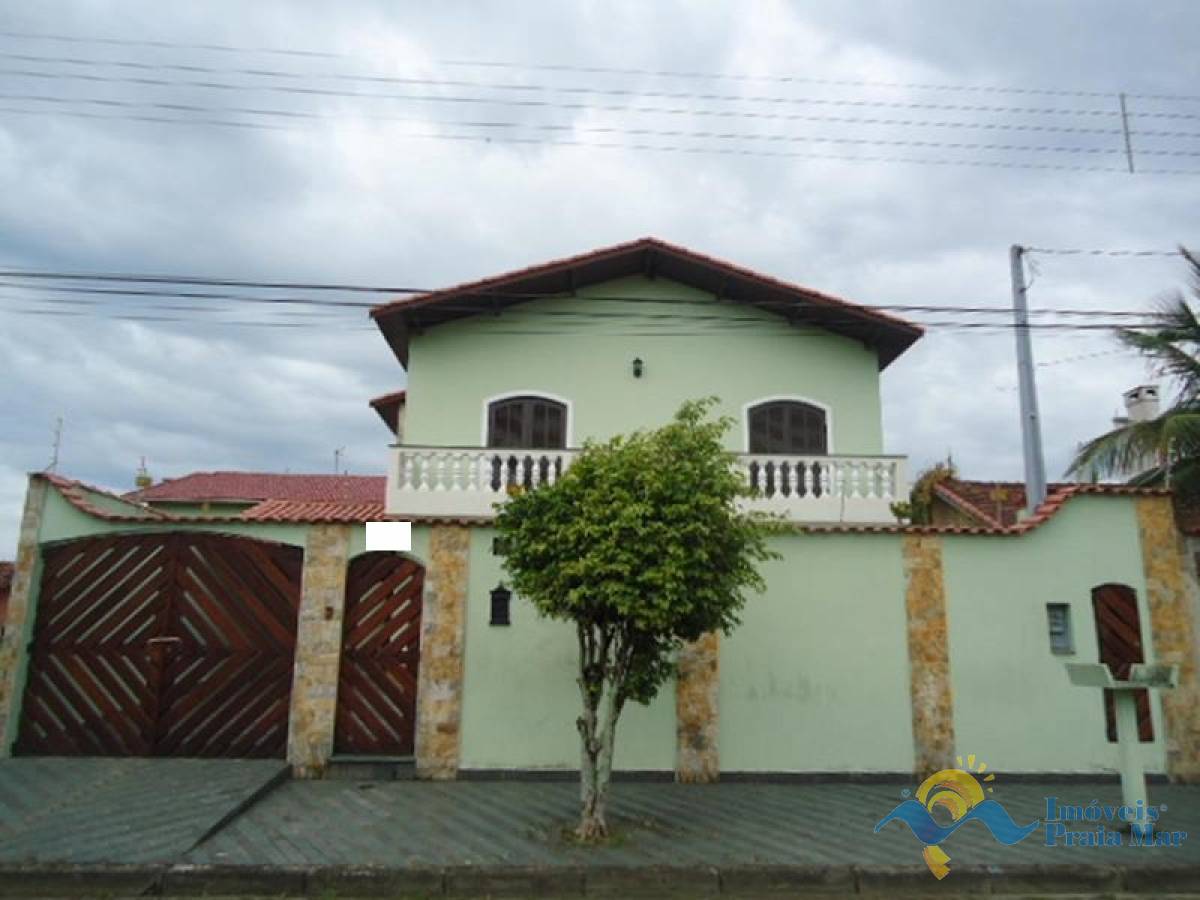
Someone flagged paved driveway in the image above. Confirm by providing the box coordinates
[0,757,286,864]
[185,778,1200,871]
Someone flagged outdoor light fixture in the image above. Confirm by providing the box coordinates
[490,583,512,626]
[632,357,644,378]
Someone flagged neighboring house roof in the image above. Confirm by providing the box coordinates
[369,389,406,432]
[370,236,924,370]
[45,472,174,521]
[933,479,1074,529]
[241,499,388,523]
[809,482,1169,535]
[36,472,486,526]
[35,472,1163,534]
[935,477,1200,534]
[0,561,14,626]
[128,472,386,504]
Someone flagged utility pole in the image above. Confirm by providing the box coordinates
[1011,245,1047,514]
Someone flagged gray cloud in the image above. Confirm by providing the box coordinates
[2,0,1198,555]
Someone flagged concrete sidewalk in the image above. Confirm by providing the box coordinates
[1,772,1198,896]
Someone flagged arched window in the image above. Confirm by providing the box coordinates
[486,396,568,449]
[747,400,828,455]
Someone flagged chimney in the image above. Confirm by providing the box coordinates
[1122,385,1160,424]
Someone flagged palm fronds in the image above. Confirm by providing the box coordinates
[1066,247,1200,492]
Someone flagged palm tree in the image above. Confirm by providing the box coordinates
[1066,248,1200,497]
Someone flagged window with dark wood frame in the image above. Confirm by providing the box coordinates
[747,400,828,455]
[487,396,567,449]
[486,396,568,490]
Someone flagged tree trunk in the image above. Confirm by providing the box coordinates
[575,623,624,841]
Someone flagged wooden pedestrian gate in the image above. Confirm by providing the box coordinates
[334,553,423,756]
[1092,583,1154,742]
[16,532,302,758]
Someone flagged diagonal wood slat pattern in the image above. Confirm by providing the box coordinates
[334,553,423,755]
[1093,582,1154,743]
[15,532,302,758]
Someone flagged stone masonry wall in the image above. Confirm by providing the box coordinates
[287,523,352,777]
[1137,496,1200,782]
[902,533,955,777]
[675,631,720,783]
[0,477,48,754]
[414,525,471,779]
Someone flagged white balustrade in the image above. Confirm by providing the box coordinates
[388,446,907,523]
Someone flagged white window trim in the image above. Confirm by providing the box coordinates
[481,391,575,447]
[741,396,834,454]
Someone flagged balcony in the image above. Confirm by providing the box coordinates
[388,446,908,524]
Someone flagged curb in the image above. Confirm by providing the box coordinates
[0,862,1197,896]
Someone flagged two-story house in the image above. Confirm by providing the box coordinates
[372,238,918,527]
[1,238,1196,786]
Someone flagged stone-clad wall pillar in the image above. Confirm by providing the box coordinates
[676,631,720,783]
[415,525,471,780]
[0,477,48,755]
[287,523,352,778]
[902,533,956,776]
[1137,496,1200,782]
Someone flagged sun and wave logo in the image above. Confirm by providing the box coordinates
[874,755,1040,880]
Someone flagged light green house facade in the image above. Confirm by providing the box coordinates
[372,238,1200,782]
[404,276,886,453]
[2,238,1198,784]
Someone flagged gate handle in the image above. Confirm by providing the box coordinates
[146,636,183,644]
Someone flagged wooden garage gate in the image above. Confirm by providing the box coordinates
[334,553,424,756]
[15,532,302,758]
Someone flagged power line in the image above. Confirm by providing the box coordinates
[7,64,1183,120]
[3,29,1197,104]
[1025,246,1185,257]
[0,50,1160,124]
[0,269,1186,317]
[437,59,1200,106]
[0,29,345,60]
[13,90,1198,160]
[10,104,1197,175]
[0,284,1178,331]
[8,50,1178,138]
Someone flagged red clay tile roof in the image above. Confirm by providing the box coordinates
[933,479,1076,528]
[241,499,388,523]
[369,389,406,432]
[33,472,1168,533]
[370,236,923,370]
[799,483,1169,535]
[129,472,386,504]
[44,472,173,520]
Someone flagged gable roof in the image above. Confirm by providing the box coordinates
[128,471,386,505]
[371,237,923,369]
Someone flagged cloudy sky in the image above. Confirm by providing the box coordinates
[2,1,1198,555]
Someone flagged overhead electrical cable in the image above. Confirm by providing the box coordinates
[8,65,1191,120]
[3,30,1197,103]
[11,91,1198,159]
[8,104,1198,174]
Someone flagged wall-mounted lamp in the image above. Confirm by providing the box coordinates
[632,357,644,378]
[490,583,512,626]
